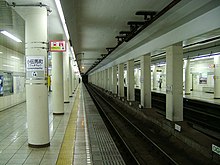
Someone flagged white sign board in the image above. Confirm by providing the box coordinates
[26,56,45,71]
[26,56,45,79]
[212,144,220,155]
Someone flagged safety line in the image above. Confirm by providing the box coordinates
[56,86,80,165]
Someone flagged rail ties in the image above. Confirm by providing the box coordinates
[86,84,179,165]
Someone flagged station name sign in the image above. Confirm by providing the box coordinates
[49,40,66,52]
[26,56,45,79]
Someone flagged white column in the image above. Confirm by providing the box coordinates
[95,72,97,86]
[106,69,109,91]
[72,73,75,93]
[75,75,78,87]
[112,66,117,95]
[52,35,64,115]
[166,43,183,121]
[185,59,191,95]
[63,49,70,103]
[153,65,157,90]
[214,55,220,98]
[97,72,100,87]
[127,60,135,101]
[25,7,49,147]
[72,71,76,93]
[104,69,108,90]
[69,57,73,97]
[108,67,112,92]
[101,71,103,88]
[118,63,124,98]
[140,55,151,108]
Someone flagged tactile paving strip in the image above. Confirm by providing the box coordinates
[83,88,125,165]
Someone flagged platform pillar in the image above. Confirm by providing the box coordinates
[214,55,220,98]
[51,35,64,115]
[63,48,70,103]
[105,69,108,90]
[98,72,101,87]
[69,57,73,97]
[185,59,191,95]
[112,66,117,95]
[127,60,135,101]
[140,55,151,108]
[118,63,124,98]
[25,7,49,147]
[166,43,183,121]
[102,70,104,89]
[108,67,112,92]
[153,65,157,90]
[72,73,75,92]
[96,72,99,87]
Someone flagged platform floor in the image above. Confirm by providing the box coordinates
[0,84,125,165]
[152,88,220,105]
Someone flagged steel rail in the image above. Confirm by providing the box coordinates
[86,84,179,165]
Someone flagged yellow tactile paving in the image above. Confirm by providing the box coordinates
[56,87,80,165]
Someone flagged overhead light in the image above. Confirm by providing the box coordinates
[0,52,2,54]
[3,64,14,68]
[11,56,20,60]
[55,0,70,40]
[1,31,22,42]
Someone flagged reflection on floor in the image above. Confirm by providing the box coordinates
[0,92,76,165]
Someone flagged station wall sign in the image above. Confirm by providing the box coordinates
[49,40,66,52]
[26,56,45,80]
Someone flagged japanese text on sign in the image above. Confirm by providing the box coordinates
[26,56,45,71]
[50,40,66,52]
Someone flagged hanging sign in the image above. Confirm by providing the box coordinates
[49,40,66,52]
[26,56,45,79]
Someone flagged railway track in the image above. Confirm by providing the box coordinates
[86,84,213,165]
[132,87,220,135]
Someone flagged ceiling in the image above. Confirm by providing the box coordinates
[4,0,220,75]
[61,0,220,75]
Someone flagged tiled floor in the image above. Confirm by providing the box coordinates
[1,84,218,165]
[0,89,77,165]
[0,84,125,165]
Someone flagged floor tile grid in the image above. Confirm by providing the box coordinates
[56,87,80,165]
[0,89,78,165]
[73,84,94,165]
[83,86,125,165]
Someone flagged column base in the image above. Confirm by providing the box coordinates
[64,101,70,103]
[214,97,220,99]
[53,112,64,115]
[127,101,135,106]
[28,142,50,148]
[139,104,143,109]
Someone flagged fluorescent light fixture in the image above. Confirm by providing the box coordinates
[11,56,20,60]
[3,64,14,68]
[1,31,22,42]
[55,0,70,40]
[70,46,76,60]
